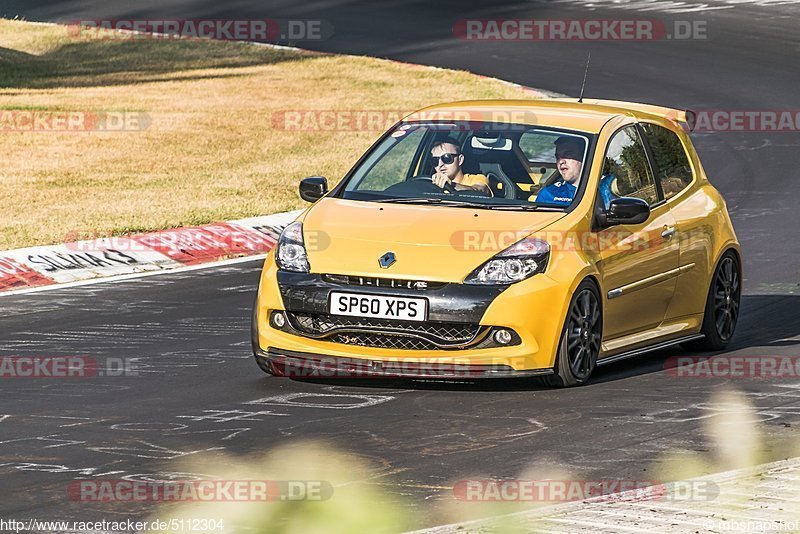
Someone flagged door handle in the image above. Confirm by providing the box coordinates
[661,226,676,239]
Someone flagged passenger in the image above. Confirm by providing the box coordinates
[535,136,585,206]
[430,141,491,195]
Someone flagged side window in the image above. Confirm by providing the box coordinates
[641,123,694,200]
[356,127,426,191]
[602,126,658,206]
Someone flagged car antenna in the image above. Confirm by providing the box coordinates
[578,52,591,103]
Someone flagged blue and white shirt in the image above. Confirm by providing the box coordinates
[535,180,577,206]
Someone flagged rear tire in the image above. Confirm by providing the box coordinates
[683,251,741,352]
[541,279,602,388]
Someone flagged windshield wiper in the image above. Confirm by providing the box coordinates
[371,197,493,209]
[486,203,565,211]
[372,197,440,203]
[370,197,565,211]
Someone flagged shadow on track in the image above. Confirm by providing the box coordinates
[271,295,800,391]
[588,294,800,385]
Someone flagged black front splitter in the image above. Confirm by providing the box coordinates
[255,347,554,379]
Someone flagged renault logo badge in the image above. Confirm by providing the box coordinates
[379,252,396,269]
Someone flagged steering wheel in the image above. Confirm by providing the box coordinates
[416,176,458,194]
[385,176,457,195]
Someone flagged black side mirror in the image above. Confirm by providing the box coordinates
[299,176,328,202]
[601,197,650,227]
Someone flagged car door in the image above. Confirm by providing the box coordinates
[594,124,680,343]
[639,121,708,321]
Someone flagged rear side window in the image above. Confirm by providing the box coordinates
[602,126,658,206]
[641,123,694,200]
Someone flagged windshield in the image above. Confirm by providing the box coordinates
[338,122,593,210]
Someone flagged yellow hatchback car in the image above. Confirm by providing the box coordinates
[252,99,742,387]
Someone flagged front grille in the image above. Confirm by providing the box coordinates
[329,332,440,351]
[286,312,485,350]
[322,274,445,290]
[291,313,479,341]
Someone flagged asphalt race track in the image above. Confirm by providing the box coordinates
[2,0,800,529]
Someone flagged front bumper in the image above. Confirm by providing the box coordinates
[253,256,571,373]
[254,347,554,379]
[276,271,506,323]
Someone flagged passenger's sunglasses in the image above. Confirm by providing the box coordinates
[556,151,581,161]
[430,153,459,166]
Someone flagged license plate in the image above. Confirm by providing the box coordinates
[329,292,427,322]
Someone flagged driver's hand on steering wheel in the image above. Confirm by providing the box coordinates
[432,171,454,191]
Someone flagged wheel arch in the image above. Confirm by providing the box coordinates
[579,274,604,336]
[713,244,743,279]
[568,272,603,312]
[581,273,602,294]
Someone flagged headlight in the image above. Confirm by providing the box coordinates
[464,237,549,285]
[276,221,310,273]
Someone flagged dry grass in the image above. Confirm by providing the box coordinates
[0,19,536,250]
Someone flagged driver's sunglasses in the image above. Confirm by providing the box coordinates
[430,153,459,166]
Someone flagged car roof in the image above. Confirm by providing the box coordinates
[403,99,688,134]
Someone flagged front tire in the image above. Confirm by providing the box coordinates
[684,251,741,352]
[542,279,602,388]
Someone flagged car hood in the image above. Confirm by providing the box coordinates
[299,198,566,282]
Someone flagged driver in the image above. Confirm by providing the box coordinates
[535,136,585,206]
[430,141,491,195]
